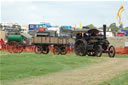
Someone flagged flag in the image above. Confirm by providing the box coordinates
[80,22,82,29]
[117,5,125,24]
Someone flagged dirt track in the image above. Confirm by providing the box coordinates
[5,58,128,85]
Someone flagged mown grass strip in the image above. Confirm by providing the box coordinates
[98,71,128,85]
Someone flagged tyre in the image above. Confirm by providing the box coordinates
[108,45,116,58]
[74,39,87,56]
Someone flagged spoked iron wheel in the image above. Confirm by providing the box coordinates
[34,45,42,54]
[17,44,24,53]
[7,42,24,53]
[60,46,67,55]
[53,46,60,55]
[41,46,49,54]
[7,44,13,53]
[7,41,17,53]
[95,45,103,57]
[108,45,116,58]
[74,39,87,56]
[12,44,19,53]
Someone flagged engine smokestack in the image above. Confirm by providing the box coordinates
[103,24,106,39]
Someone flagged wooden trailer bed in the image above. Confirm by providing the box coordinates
[32,36,69,45]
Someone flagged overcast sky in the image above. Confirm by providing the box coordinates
[1,0,128,27]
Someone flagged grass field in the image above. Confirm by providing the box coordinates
[0,51,128,85]
[0,51,104,83]
[99,71,128,85]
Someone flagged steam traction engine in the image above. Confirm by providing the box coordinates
[73,25,116,57]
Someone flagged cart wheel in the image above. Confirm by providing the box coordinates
[53,46,60,55]
[95,45,103,57]
[34,45,42,54]
[17,45,24,53]
[108,45,115,58]
[12,42,20,53]
[7,45,13,53]
[74,39,87,56]
[42,46,49,54]
[12,45,19,53]
[60,46,67,55]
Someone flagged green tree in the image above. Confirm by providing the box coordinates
[109,23,120,36]
[124,27,128,30]
[86,24,97,29]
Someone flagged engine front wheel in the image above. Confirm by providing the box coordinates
[108,45,116,58]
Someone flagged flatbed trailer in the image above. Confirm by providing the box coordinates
[32,36,70,55]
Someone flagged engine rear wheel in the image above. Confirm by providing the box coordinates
[108,45,116,58]
[74,39,87,56]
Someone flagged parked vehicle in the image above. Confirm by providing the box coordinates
[72,25,116,57]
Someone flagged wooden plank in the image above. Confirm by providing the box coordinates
[50,37,58,44]
[60,38,63,44]
[63,38,67,44]
[32,36,70,44]
[45,37,50,43]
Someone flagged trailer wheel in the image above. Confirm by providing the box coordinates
[34,45,42,54]
[74,39,87,56]
[53,46,60,55]
[95,45,103,57]
[42,46,49,54]
[108,45,116,58]
[60,46,67,55]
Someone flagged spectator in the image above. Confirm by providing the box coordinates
[1,39,5,49]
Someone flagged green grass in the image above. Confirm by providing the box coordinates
[0,52,104,83]
[98,71,128,85]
